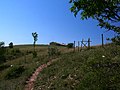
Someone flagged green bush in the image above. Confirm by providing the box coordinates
[0,41,5,47]
[9,42,13,48]
[48,47,61,57]
[0,47,6,64]
[67,43,74,48]
[5,65,25,79]
[32,51,37,58]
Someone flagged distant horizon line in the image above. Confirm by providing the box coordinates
[4,42,112,47]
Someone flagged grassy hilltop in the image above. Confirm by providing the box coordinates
[0,44,67,90]
[0,44,120,90]
[34,44,120,90]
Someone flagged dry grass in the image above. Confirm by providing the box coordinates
[0,44,68,90]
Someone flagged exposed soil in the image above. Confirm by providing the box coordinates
[25,58,58,90]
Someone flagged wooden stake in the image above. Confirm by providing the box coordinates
[78,41,80,51]
[102,34,104,47]
[88,38,90,49]
[74,41,75,52]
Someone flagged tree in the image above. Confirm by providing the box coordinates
[9,42,13,48]
[0,42,5,47]
[69,0,120,43]
[32,32,38,58]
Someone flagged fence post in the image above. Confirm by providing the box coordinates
[74,41,75,52]
[80,39,84,51]
[88,38,90,49]
[101,34,104,47]
[78,41,80,52]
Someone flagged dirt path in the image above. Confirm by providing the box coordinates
[25,58,58,90]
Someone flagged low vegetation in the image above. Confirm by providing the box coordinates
[34,44,120,90]
[0,45,67,90]
[0,43,120,90]
[67,43,74,48]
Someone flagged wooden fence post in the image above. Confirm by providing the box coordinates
[78,41,80,52]
[81,39,84,51]
[102,34,104,47]
[88,38,90,49]
[74,41,75,52]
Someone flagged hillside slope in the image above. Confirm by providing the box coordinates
[34,44,120,90]
[0,45,67,90]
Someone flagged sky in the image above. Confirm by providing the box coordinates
[0,0,117,46]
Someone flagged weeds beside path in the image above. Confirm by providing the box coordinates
[25,58,58,90]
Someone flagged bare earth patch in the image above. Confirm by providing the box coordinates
[25,58,58,90]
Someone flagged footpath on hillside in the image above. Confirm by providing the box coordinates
[25,58,58,90]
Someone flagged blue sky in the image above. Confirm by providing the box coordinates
[0,0,116,46]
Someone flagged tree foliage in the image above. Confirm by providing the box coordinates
[69,0,120,43]
[0,42,5,47]
[9,42,13,48]
[32,32,38,47]
[32,32,38,58]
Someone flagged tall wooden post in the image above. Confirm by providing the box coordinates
[81,39,84,51]
[102,34,104,47]
[88,38,90,49]
[78,41,80,52]
[74,41,75,52]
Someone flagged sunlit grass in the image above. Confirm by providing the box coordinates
[0,45,68,90]
[34,44,120,90]
[1,44,119,90]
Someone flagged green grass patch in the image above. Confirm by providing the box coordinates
[0,45,67,90]
[34,45,120,90]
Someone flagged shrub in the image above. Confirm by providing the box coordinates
[0,41,5,47]
[5,65,25,79]
[9,42,13,48]
[67,43,74,48]
[48,47,61,57]
[0,47,6,64]
[32,51,37,58]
